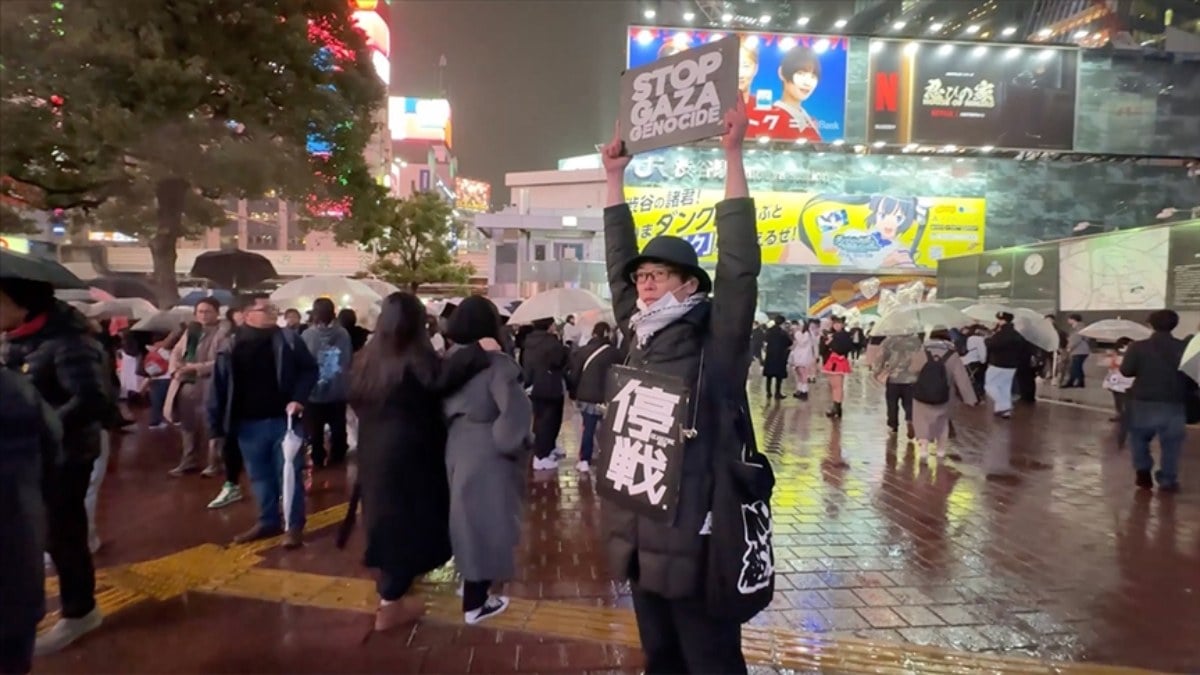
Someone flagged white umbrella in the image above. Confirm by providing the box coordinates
[1181,336,1200,383]
[964,304,1060,352]
[271,276,383,319]
[869,303,973,337]
[131,307,194,333]
[1080,319,1152,342]
[508,288,605,325]
[358,278,401,298]
[754,311,769,323]
[940,297,976,310]
[81,297,159,321]
[280,414,304,532]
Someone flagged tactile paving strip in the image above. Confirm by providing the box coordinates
[41,501,1157,674]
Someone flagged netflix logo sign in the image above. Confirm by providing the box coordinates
[867,40,1078,150]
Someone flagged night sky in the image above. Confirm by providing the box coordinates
[388,0,647,205]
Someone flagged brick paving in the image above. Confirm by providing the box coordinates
[37,371,1200,673]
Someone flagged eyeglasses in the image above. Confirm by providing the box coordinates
[633,268,676,284]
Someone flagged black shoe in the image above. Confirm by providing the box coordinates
[1135,471,1153,490]
[774,394,787,400]
[800,392,808,401]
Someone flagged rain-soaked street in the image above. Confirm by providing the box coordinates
[36,372,1199,674]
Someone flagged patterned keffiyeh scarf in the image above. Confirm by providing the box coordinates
[629,294,706,349]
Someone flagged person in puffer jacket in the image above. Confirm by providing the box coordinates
[1,278,112,656]
[599,100,759,673]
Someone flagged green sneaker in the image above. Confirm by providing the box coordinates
[207,483,243,509]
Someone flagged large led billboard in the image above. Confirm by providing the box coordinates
[867,40,1078,150]
[455,178,491,213]
[388,97,452,147]
[627,26,848,143]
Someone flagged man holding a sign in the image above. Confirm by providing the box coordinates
[600,83,771,672]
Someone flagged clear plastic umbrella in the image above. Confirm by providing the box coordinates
[1079,319,1152,342]
[281,414,304,532]
[963,303,1059,352]
[131,307,194,333]
[270,276,383,318]
[508,288,605,325]
[869,303,973,337]
[81,297,160,321]
[1181,336,1200,384]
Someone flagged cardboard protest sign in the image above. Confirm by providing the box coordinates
[620,37,739,154]
[594,365,691,522]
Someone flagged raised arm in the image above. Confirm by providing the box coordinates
[710,99,760,382]
[601,121,639,332]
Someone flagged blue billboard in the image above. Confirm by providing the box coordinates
[627,26,849,143]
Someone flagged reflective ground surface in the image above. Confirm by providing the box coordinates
[36,372,1199,673]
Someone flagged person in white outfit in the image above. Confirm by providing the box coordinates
[789,322,816,399]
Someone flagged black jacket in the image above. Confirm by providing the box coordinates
[521,329,568,400]
[986,324,1027,369]
[603,197,760,601]
[1,301,113,464]
[0,369,61,624]
[207,327,318,438]
[1121,332,1194,404]
[761,324,792,378]
[567,337,620,403]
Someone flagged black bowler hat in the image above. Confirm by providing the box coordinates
[996,311,1014,322]
[622,236,712,293]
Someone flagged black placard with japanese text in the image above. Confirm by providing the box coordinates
[595,365,690,523]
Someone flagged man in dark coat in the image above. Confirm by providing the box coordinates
[0,369,62,674]
[0,278,112,656]
[983,312,1027,419]
[761,315,792,400]
[1120,309,1194,492]
[599,100,759,673]
[520,318,569,471]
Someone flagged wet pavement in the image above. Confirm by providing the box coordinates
[36,371,1199,674]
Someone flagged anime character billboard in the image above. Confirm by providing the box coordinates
[623,187,985,270]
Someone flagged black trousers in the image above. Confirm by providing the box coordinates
[222,434,243,484]
[885,381,914,431]
[46,459,97,619]
[0,621,35,675]
[631,587,746,674]
[463,579,492,612]
[305,401,348,466]
[765,376,784,398]
[531,397,564,460]
[377,569,415,602]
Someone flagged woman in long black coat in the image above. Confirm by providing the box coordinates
[348,292,492,633]
[761,316,793,399]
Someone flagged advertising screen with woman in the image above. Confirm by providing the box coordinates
[628,26,848,143]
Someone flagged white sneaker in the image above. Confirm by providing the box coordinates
[576,460,591,473]
[532,456,559,471]
[34,607,102,655]
[552,447,566,460]
[207,483,243,509]
[464,595,509,625]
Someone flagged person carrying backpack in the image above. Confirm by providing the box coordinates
[908,329,978,460]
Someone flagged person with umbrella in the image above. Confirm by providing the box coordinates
[207,294,317,547]
[0,274,113,655]
[984,312,1027,419]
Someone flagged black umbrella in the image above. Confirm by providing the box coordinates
[190,249,277,290]
[0,249,86,288]
[88,276,162,304]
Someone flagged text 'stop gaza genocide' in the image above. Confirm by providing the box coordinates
[629,50,724,143]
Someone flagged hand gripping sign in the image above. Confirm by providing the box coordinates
[620,37,739,154]
[595,365,693,522]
